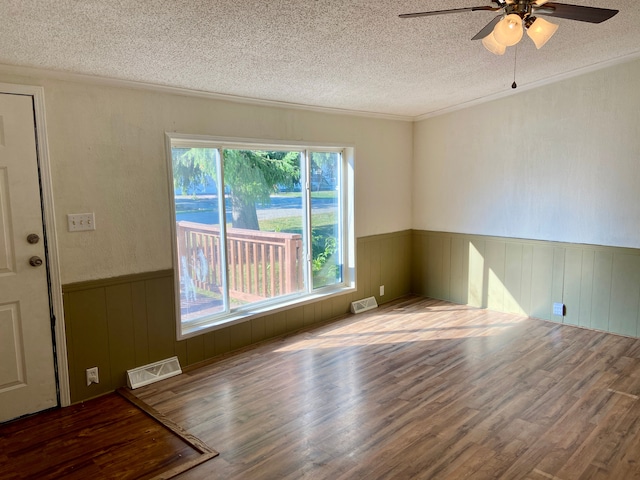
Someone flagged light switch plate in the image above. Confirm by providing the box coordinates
[67,213,95,232]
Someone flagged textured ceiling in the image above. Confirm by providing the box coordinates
[1,1,639,118]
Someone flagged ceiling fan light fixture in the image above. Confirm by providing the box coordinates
[533,0,551,5]
[493,14,523,47]
[526,16,559,49]
[482,32,506,55]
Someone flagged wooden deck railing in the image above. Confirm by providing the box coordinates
[177,221,303,303]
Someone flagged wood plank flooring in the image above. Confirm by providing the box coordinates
[5,296,640,479]
[0,391,214,479]
[132,296,640,479]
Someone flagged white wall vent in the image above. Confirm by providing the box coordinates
[126,356,182,389]
[350,296,378,314]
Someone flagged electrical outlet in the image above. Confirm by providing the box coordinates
[86,366,99,386]
[553,302,565,316]
[68,213,95,232]
[380,285,385,296]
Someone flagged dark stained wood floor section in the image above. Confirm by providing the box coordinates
[0,390,215,479]
[135,296,640,479]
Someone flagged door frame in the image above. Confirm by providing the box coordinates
[0,82,70,407]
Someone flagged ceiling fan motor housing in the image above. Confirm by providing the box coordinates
[504,1,535,21]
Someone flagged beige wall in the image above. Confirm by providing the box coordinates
[413,58,640,249]
[411,58,640,343]
[0,70,413,402]
[0,70,413,284]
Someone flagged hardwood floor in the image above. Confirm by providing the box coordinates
[132,296,640,479]
[5,296,640,479]
[0,391,213,479]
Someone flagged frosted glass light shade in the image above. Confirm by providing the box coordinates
[493,14,523,47]
[482,32,506,55]
[534,0,550,5]
[526,17,559,49]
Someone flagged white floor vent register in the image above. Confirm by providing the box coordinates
[350,296,378,314]
[126,356,182,389]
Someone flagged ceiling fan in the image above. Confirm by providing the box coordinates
[399,1,619,55]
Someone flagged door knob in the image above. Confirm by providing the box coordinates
[27,233,40,244]
[29,256,43,267]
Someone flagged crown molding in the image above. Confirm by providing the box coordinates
[0,63,414,123]
[1,51,638,124]
[414,50,640,121]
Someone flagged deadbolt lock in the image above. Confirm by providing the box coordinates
[27,233,40,244]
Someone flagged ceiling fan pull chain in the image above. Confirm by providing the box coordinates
[512,44,518,89]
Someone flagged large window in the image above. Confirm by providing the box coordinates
[167,135,355,338]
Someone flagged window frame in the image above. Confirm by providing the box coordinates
[166,133,356,340]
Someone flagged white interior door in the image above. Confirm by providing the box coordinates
[0,93,57,422]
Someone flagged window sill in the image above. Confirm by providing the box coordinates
[178,285,356,340]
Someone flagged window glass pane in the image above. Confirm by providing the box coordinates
[170,136,354,338]
[223,149,304,305]
[172,147,227,321]
[310,151,342,289]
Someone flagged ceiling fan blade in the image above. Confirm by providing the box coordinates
[534,2,618,24]
[471,15,502,40]
[399,6,498,19]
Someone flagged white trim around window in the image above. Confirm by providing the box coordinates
[166,134,356,339]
